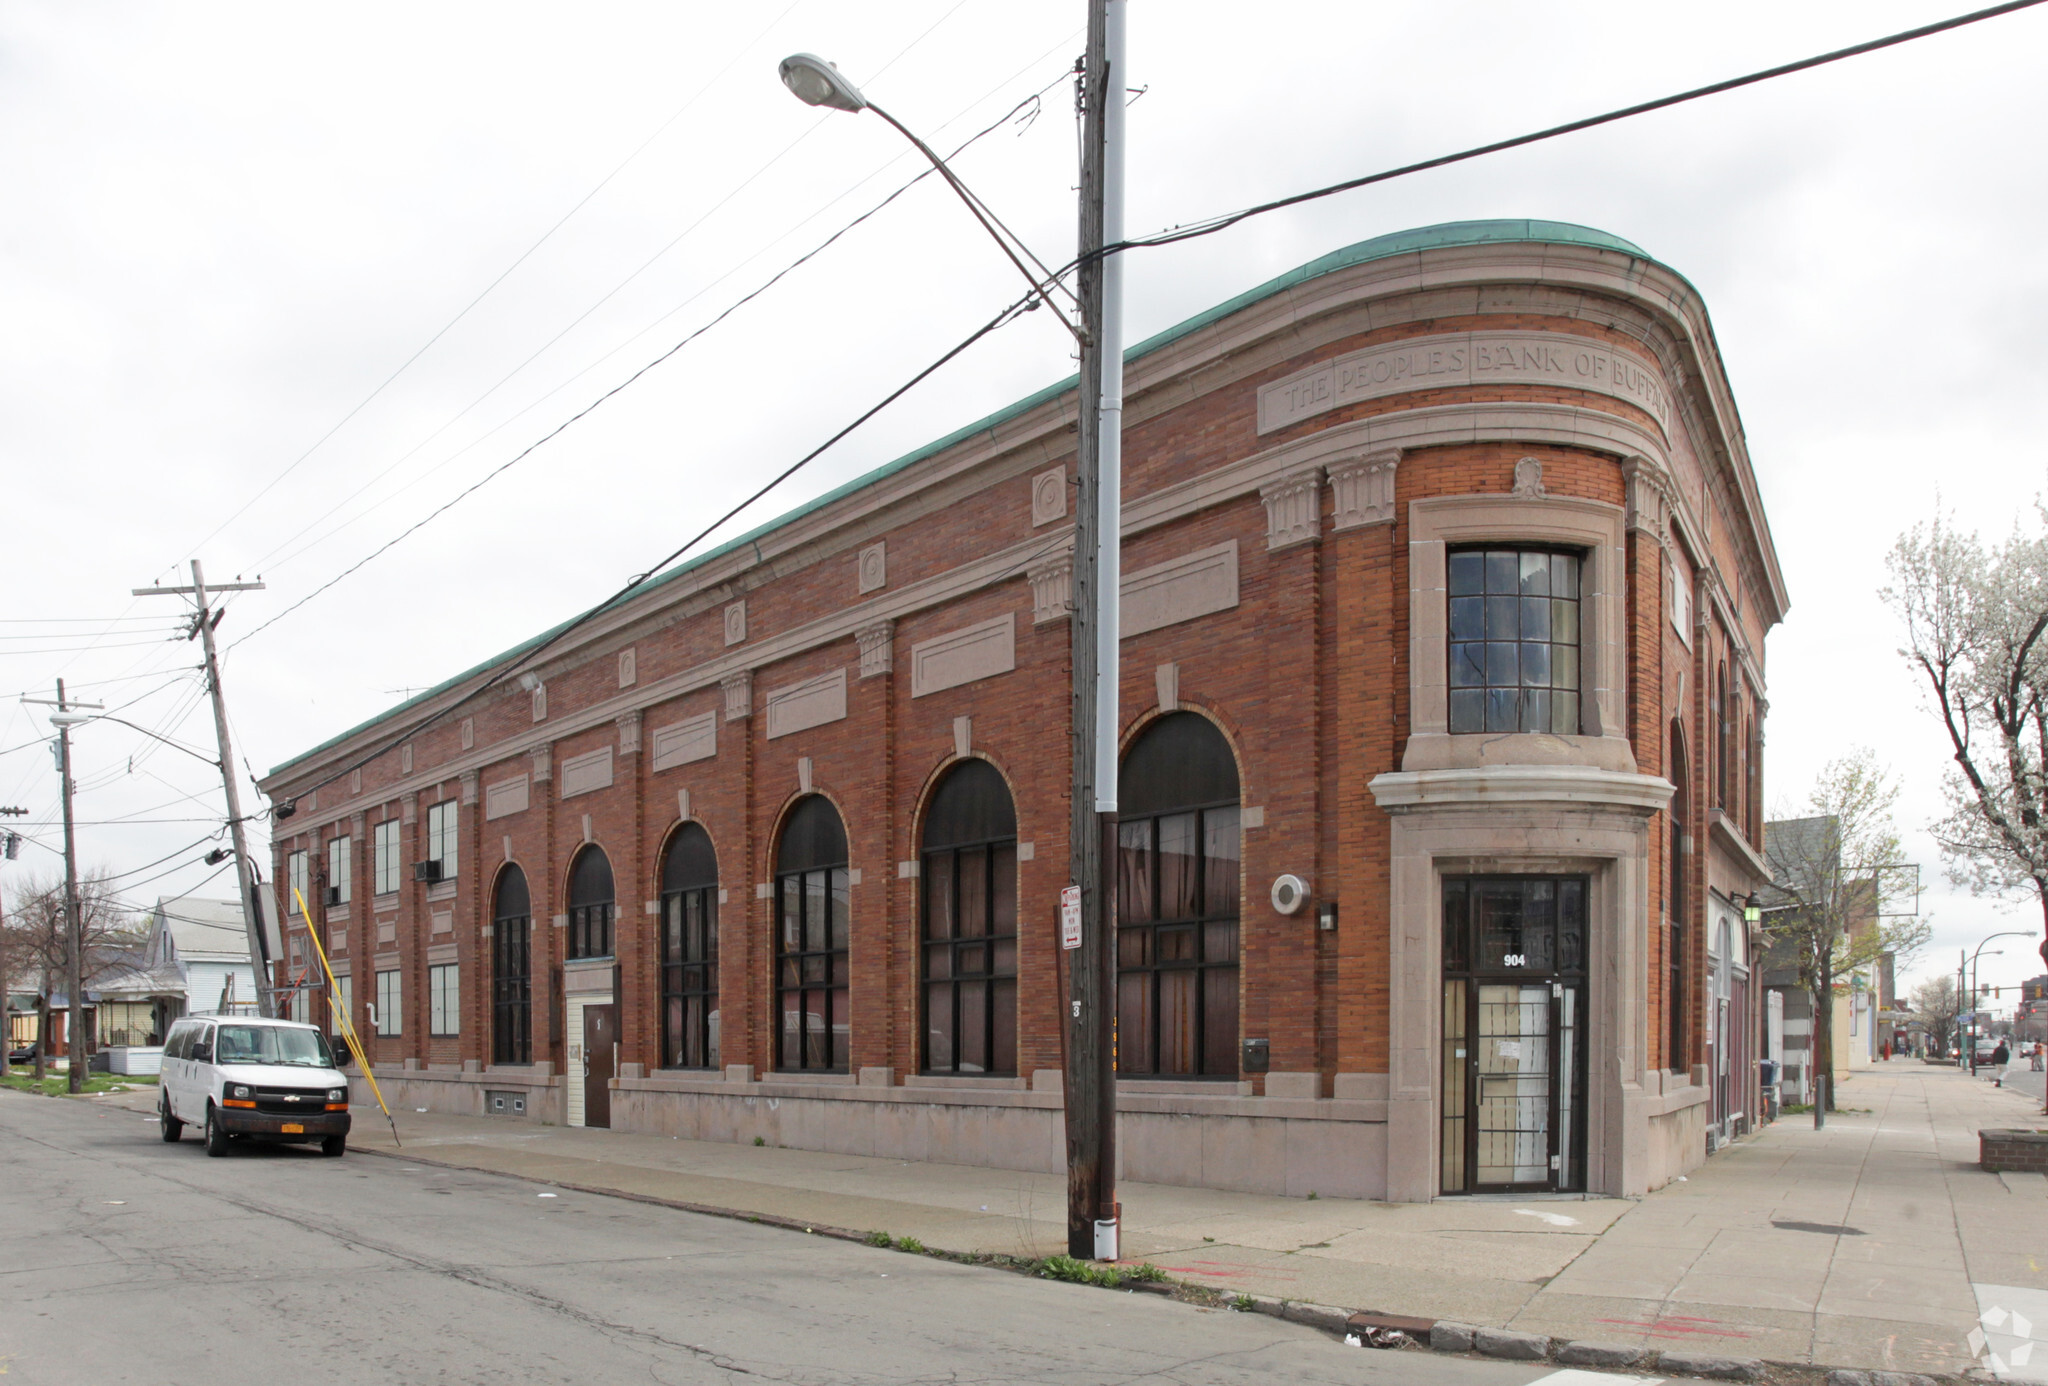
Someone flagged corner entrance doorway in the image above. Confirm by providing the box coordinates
[1440,875,1589,1194]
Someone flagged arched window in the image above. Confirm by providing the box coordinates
[920,760,1018,1076]
[491,865,531,1066]
[567,846,614,961]
[1117,712,1241,1077]
[660,824,719,1070]
[1667,721,1689,1073]
[776,796,849,1073]
[1715,663,1730,810]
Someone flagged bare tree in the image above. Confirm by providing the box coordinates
[2,868,138,1081]
[1884,509,2048,971]
[1910,974,1962,1059]
[1764,751,1930,1129]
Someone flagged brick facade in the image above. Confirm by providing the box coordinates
[261,220,1784,1199]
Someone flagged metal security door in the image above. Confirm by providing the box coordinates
[1441,876,1588,1195]
[582,1004,616,1129]
[1474,984,1554,1187]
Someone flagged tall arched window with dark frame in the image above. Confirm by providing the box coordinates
[1667,721,1689,1073]
[491,865,531,1066]
[775,796,849,1074]
[1116,712,1241,1078]
[660,824,718,1070]
[920,759,1018,1076]
[566,846,614,960]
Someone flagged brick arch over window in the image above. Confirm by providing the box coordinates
[918,758,1018,1077]
[491,863,531,1066]
[775,794,849,1074]
[1116,711,1242,1078]
[566,845,614,961]
[659,823,718,1070]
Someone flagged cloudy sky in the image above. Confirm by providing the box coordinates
[4,1,2044,1003]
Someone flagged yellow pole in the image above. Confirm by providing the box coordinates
[293,887,400,1146]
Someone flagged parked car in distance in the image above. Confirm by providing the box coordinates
[158,1014,351,1158]
[6,1042,37,1065]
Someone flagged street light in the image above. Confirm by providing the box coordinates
[777,53,867,113]
[775,52,1082,341]
[777,6,1127,1262]
[1966,931,2031,1072]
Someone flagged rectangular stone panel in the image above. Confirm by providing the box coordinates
[910,614,1015,698]
[483,774,529,821]
[559,746,614,799]
[765,667,848,740]
[650,711,718,772]
[1122,541,1239,639]
[1257,331,1672,435]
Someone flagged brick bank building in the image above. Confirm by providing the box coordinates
[262,220,1784,1201]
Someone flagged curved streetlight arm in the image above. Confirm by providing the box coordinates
[864,99,1088,344]
[73,712,224,769]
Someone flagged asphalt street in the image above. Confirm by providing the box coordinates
[0,1090,1630,1386]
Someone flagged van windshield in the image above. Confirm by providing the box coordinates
[213,1025,335,1068]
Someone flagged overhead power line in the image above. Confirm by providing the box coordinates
[228,77,1065,652]
[275,284,1045,811]
[1105,0,2048,257]
[176,1,809,565]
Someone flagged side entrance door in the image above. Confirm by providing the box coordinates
[581,1004,617,1130]
[1440,876,1589,1195]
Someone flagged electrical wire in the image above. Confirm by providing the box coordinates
[274,284,1044,810]
[176,0,811,565]
[248,52,1077,587]
[227,79,1067,652]
[1099,0,2048,260]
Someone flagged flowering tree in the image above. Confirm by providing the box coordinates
[1884,510,2048,973]
[1763,751,1925,1128]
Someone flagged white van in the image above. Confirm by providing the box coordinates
[159,1014,352,1157]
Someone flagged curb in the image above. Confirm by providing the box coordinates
[346,1145,1975,1385]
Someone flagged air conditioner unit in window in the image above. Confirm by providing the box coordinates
[412,860,444,884]
[324,886,343,907]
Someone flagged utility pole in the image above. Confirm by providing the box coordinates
[135,561,273,1017]
[23,689,102,1091]
[1064,0,1127,1263]
[0,805,23,1080]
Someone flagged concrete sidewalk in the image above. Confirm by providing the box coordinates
[98,1060,2047,1379]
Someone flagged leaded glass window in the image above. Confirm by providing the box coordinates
[1448,547,1582,735]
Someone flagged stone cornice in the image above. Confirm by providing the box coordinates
[1369,766,1676,816]
[267,241,1783,797]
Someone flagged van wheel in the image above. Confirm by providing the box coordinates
[204,1105,229,1157]
[320,1134,346,1158]
[159,1093,182,1143]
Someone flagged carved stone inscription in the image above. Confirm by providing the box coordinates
[1258,331,1671,435]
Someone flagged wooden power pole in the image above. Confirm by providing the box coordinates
[1065,0,1127,1262]
[135,561,273,1017]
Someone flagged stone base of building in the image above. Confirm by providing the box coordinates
[1642,1068,1711,1190]
[349,1061,562,1126]
[607,1070,1393,1200]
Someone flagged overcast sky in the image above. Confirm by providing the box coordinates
[4,1,2045,1004]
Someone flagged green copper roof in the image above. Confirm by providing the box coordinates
[270,219,1656,779]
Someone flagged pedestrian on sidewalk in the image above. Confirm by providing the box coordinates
[2031,1041,2044,1072]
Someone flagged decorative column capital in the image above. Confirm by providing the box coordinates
[530,743,553,783]
[459,771,478,806]
[722,670,753,721]
[1259,464,1324,550]
[856,620,894,678]
[1329,448,1399,529]
[1621,454,1675,541]
[616,709,642,755]
[1028,552,1074,624]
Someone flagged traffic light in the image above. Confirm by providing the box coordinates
[2,831,17,860]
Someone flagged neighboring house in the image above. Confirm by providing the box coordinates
[141,894,258,1026]
[1759,816,1883,1101]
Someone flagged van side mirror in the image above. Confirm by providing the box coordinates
[190,1042,211,1063]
